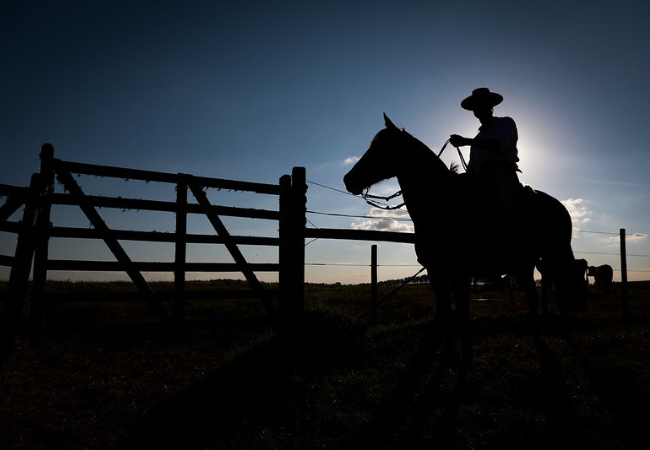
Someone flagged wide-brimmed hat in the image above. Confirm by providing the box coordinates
[461,87,503,110]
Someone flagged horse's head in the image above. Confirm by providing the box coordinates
[344,113,405,195]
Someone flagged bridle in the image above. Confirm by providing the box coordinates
[362,189,405,210]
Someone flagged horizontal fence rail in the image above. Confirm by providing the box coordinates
[49,193,281,220]
[45,260,281,272]
[48,226,281,245]
[53,159,282,195]
[305,228,416,243]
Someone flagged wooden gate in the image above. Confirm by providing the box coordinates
[1,144,306,379]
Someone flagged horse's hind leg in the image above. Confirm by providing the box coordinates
[552,258,587,339]
[540,274,550,313]
[517,267,540,333]
[554,257,587,314]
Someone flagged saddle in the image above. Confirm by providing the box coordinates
[462,177,535,276]
[414,176,537,276]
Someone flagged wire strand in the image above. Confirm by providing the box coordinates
[306,179,357,197]
[306,209,413,221]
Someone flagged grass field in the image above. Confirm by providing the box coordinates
[1,280,649,449]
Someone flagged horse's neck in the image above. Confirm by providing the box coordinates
[395,136,449,222]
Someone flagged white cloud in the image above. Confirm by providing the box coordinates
[604,232,649,247]
[352,218,414,233]
[571,226,581,238]
[561,198,591,223]
[367,208,409,219]
[628,233,649,242]
[344,156,360,165]
[351,208,414,233]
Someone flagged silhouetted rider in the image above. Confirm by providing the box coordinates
[449,87,521,274]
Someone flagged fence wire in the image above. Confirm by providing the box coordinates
[305,179,650,271]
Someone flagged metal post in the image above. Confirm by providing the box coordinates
[371,244,378,325]
[620,228,628,314]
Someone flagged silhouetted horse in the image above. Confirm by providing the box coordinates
[344,114,584,346]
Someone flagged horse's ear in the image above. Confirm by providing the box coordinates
[383,112,397,129]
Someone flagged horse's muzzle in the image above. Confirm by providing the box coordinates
[343,172,363,196]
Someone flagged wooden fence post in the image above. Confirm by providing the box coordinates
[371,244,378,325]
[291,167,306,315]
[29,143,55,344]
[0,173,42,382]
[174,177,188,324]
[278,167,306,319]
[620,228,628,314]
[279,174,291,316]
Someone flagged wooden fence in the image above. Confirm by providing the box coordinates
[0,144,310,379]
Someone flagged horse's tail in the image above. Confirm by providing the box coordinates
[547,252,587,313]
[535,190,587,312]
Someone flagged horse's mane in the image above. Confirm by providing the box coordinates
[399,128,453,175]
[370,125,406,143]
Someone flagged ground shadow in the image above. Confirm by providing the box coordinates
[343,319,451,449]
[117,310,367,449]
[116,310,650,449]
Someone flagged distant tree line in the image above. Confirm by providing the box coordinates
[379,274,430,286]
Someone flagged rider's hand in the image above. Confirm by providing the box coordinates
[449,134,468,147]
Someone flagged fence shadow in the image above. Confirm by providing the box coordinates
[343,319,451,450]
[120,338,299,449]
[118,312,471,450]
[118,310,368,449]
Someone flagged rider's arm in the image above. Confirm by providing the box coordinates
[467,137,500,152]
[450,135,500,151]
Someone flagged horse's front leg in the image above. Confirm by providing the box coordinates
[451,276,471,352]
[429,277,453,339]
[517,267,540,333]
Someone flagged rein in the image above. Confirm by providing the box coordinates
[362,138,468,210]
[361,266,427,323]
[438,138,468,172]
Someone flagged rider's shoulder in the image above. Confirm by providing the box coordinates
[494,116,516,124]
[492,116,517,131]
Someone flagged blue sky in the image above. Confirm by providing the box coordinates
[1,0,649,284]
